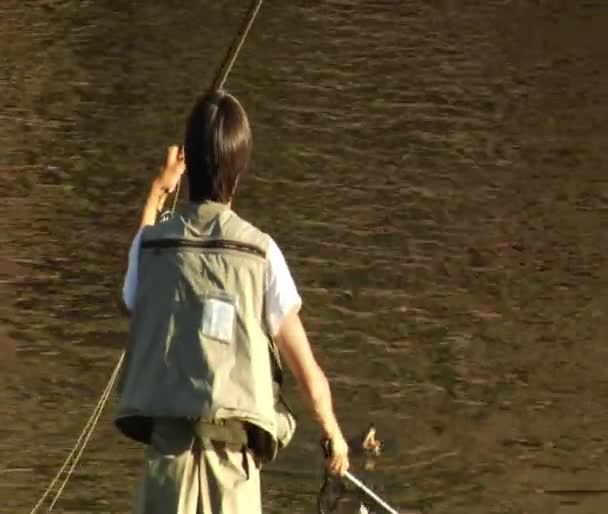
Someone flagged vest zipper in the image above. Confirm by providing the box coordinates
[141,238,266,258]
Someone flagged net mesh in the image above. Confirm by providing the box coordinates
[317,425,385,514]
[318,471,369,514]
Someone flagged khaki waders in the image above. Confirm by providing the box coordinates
[133,419,261,514]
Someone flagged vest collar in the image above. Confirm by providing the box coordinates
[183,201,231,221]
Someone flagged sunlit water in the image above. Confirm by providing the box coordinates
[1,2,607,513]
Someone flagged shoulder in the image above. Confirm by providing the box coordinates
[266,236,287,266]
[265,235,297,288]
[263,234,302,335]
[225,211,271,254]
[139,216,181,241]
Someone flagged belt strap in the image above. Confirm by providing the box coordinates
[194,419,248,447]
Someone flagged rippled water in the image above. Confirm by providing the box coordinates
[1,1,607,513]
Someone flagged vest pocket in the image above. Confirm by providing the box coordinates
[200,291,237,345]
[172,292,236,384]
[275,393,297,449]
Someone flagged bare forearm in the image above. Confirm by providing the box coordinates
[299,366,343,439]
[139,179,168,230]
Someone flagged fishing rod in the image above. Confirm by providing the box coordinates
[28,3,265,513]
[344,471,400,514]
[168,0,264,214]
[318,469,401,514]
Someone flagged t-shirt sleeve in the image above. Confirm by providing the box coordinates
[264,237,302,337]
[122,229,143,312]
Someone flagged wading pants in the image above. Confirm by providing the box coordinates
[133,418,261,514]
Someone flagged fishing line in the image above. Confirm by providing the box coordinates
[28,352,125,514]
[28,2,263,511]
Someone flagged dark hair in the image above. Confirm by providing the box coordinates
[185,90,252,203]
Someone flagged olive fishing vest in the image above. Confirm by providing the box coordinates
[115,201,295,462]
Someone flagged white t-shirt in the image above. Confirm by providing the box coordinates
[122,228,302,337]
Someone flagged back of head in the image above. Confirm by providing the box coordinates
[185,90,252,203]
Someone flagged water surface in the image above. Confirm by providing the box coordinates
[1,2,607,513]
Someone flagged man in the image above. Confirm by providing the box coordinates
[116,90,349,514]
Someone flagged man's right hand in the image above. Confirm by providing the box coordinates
[326,433,350,476]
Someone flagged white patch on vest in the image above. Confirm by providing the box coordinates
[201,296,236,344]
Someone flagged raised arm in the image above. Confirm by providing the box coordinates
[120,146,186,314]
[274,309,349,475]
[138,145,185,230]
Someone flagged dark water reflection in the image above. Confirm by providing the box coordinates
[1,1,607,513]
